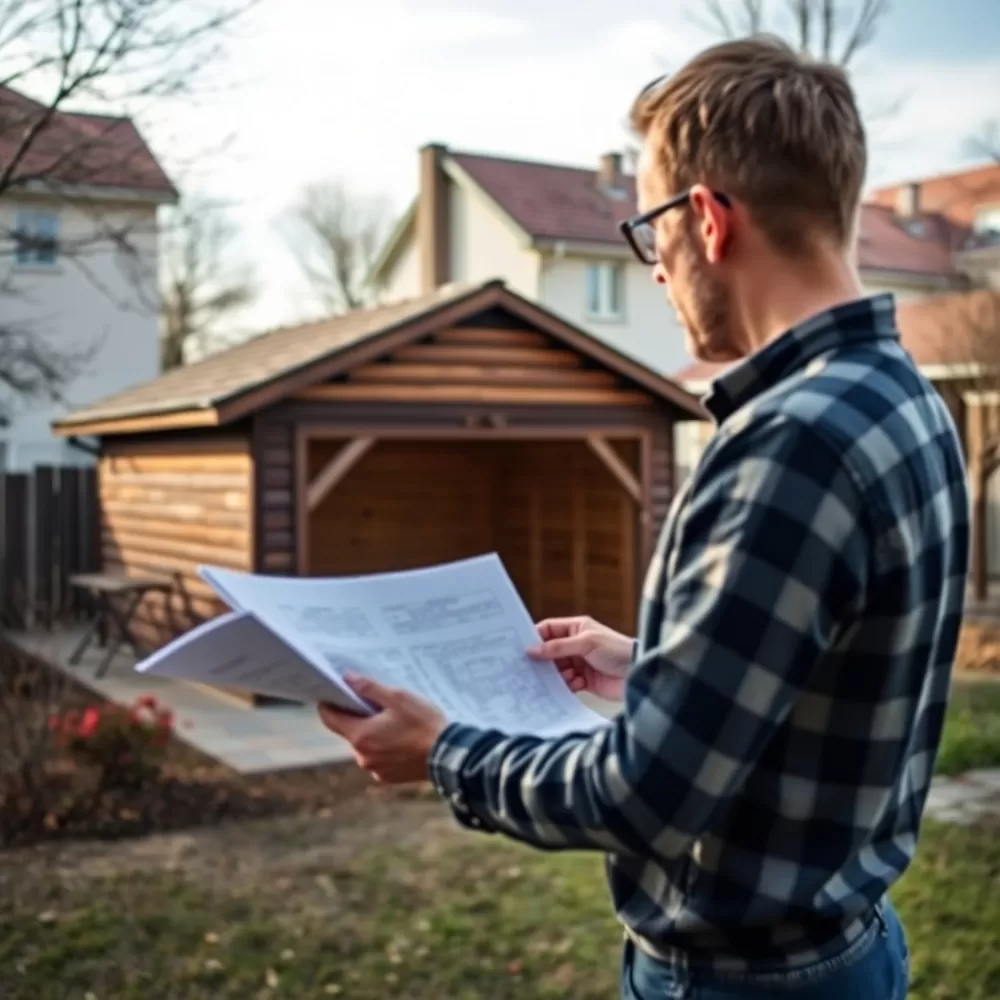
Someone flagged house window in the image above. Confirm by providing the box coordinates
[585,261,624,320]
[14,209,60,266]
[974,206,1000,236]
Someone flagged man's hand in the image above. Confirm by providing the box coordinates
[527,616,633,702]
[317,674,448,784]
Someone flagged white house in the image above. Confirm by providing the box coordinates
[369,144,969,378]
[0,85,176,471]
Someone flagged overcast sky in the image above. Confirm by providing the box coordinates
[140,0,1000,333]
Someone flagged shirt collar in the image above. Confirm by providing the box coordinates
[703,294,899,423]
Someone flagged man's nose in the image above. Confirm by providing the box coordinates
[652,262,669,286]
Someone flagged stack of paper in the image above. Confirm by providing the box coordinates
[136,553,607,738]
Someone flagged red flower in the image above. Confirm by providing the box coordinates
[77,708,101,739]
[138,695,159,709]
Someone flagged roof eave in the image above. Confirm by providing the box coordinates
[857,264,962,287]
[533,236,633,258]
[53,403,221,438]
[12,177,179,205]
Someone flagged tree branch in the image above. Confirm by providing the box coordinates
[282,181,393,315]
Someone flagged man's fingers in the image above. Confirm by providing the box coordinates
[318,702,369,739]
[528,634,594,661]
[343,672,401,708]
[534,617,582,641]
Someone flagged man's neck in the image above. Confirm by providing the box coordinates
[735,253,866,357]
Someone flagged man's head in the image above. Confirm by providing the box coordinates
[626,36,867,362]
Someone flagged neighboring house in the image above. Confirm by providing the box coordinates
[0,85,177,471]
[370,144,973,374]
[369,144,691,376]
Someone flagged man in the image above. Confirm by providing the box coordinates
[320,36,969,999]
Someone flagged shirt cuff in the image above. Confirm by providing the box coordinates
[427,721,496,834]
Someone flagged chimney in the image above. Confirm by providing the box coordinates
[598,151,624,192]
[896,182,921,219]
[418,142,450,292]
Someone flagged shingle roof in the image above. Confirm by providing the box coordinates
[56,282,487,430]
[0,86,176,197]
[55,279,704,433]
[451,152,636,245]
[673,289,1000,386]
[444,149,967,277]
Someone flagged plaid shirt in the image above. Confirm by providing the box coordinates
[428,294,969,973]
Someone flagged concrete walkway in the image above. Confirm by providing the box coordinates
[924,769,1000,825]
[9,627,353,774]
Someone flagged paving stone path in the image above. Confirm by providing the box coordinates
[924,769,1000,825]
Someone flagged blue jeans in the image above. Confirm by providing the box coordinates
[621,900,909,999]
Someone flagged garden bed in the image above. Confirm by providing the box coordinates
[0,640,386,849]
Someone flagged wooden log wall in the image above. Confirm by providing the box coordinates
[307,441,495,576]
[493,440,640,634]
[306,438,642,635]
[99,434,253,648]
[296,325,657,409]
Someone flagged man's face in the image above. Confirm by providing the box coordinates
[635,145,737,363]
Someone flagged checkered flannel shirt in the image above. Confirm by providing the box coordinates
[428,294,970,973]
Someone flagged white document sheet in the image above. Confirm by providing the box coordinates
[137,554,607,738]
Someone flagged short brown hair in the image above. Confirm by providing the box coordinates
[629,36,866,255]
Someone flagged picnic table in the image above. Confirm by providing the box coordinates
[68,572,173,678]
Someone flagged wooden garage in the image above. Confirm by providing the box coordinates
[54,280,705,702]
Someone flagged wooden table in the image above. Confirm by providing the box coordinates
[68,573,173,678]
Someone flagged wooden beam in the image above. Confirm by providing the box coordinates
[393,344,584,368]
[307,437,375,512]
[349,362,618,388]
[298,384,653,407]
[434,327,550,348]
[586,435,642,503]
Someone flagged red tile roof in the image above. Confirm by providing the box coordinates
[0,86,176,197]
[447,148,967,278]
[869,163,1000,228]
[672,288,1000,385]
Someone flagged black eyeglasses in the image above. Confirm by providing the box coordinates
[619,189,732,265]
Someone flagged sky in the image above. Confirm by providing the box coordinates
[133,0,1000,334]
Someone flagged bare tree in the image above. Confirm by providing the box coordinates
[160,198,256,370]
[283,181,393,313]
[0,0,254,411]
[692,0,891,66]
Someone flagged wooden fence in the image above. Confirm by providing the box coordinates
[0,465,100,630]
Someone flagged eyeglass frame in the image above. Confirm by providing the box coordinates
[619,189,732,265]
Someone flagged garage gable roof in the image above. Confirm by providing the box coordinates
[55,279,704,436]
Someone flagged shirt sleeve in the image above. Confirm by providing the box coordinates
[427,412,870,860]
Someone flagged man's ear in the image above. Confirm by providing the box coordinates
[689,184,731,264]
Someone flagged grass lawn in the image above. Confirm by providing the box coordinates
[2,793,999,1000]
[936,678,1000,777]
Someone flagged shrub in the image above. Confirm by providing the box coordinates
[0,640,74,841]
[50,695,174,791]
